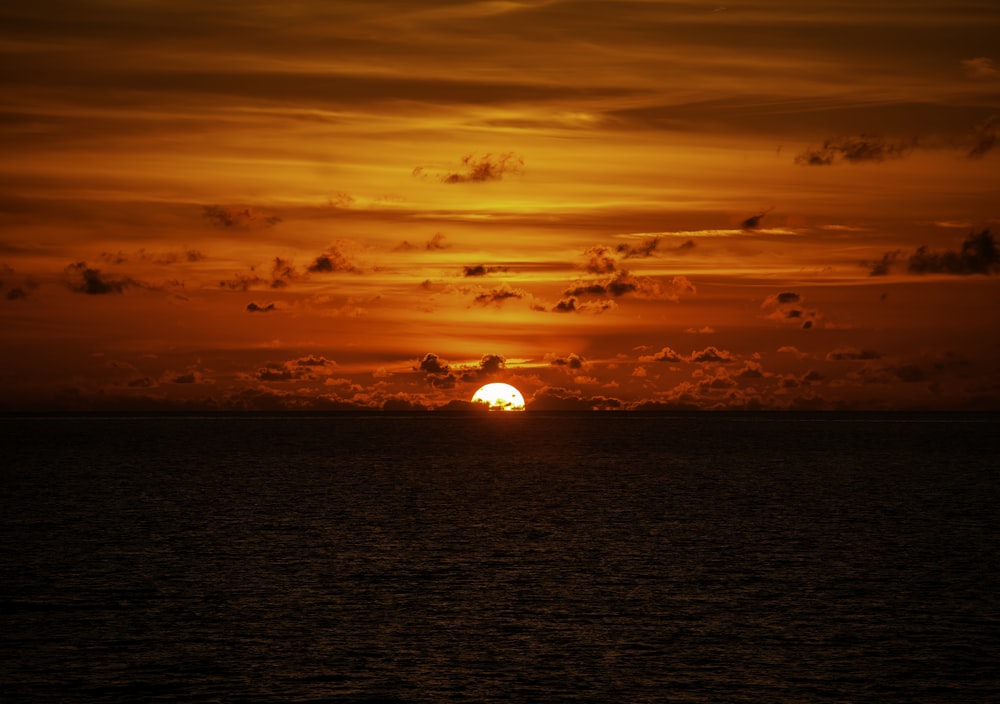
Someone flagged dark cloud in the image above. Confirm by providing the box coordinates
[255,363,301,382]
[582,246,618,274]
[565,270,638,298]
[638,346,683,363]
[270,257,300,287]
[220,272,264,291]
[528,386,623,411]
[476,354,506,375]
[741,208,772,230]
[252,356,334,383]
[308,246,359,274]
[615,238,660,258]
[463,264,509,277]
[795,135,913,166]
[864,250,901,276]
[170,373,198,384]
[246,302,276,313]
[425,233,448,250]
[689,346,734,363]
[64,261,136,295]
[967,115,997,158]
[5,287,29,300]
[549,353,585,370]
[415,353,456,388]
[203,205,281,228]
[639,346,735,363]
[565,271,694,302]
[295,356,333,367]
[417,353,450,376]
[766,291,801,305]
[908,229,998,275]
[550,297,616,314]
[761,290,820,329]
[826,347,881,361]
[439,152,524,183]
[473,285,525,306]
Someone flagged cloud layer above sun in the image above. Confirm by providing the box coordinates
[1,0,998,410]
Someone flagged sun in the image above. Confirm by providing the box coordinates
[471,382,526,411]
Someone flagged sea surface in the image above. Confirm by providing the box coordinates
[2,412,998,703]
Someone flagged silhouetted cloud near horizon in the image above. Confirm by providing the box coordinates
[826,347,881,361]
[246,302,276,313]
[441,153,524,183]
[308,246,360,274]
[473,285,525,306]
[795,135,913,166]
[867,230,998,276]
[463,264,509,277]
[761,290,820,329]
[549,352,585,370]
[203,205,281,229]
[638,345,735,364]
[741,209,772,230]
[615,238,660,258]
[909,229,998,275]
[64,261,136,295]
[967,115,997,159]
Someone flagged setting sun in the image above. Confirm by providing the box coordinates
[471,383,526,411]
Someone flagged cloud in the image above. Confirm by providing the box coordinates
[764,291,801,306]
[296,356,334,367]
[308,245,360,274]
[615,238,660,258]
[418,355,449,377]
[251,356,336,382]
[581,246,618,274]
[475,353,506,375]
[548,353,585,370]
[962,57,998,79]
[639,346,684,363]
[826,347,881,361]
[417,352,451,376]
[269,257,300,287]
[528,386,623,411]
[463,264,509,277]
[864,250,902,276]
[741,208,772,230]
[908,229,998,275]
[425,233,448,250]
[639,346,735,364]
[439,152,525,183]
[64,261,136,295]
[220,272,264,291]
[689,346,734,363]
[550,297,617,314]
[246,302,276,313]
[103,249,205,265]
[795,135,913,166]
[473,284,525,306]
[564,271,695,302]
[203,205,281,229]
[967,115,997,159]
[761,290,821,329]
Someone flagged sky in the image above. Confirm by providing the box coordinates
[1,0,999,411]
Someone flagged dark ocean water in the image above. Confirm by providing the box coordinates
[2,412,998,703]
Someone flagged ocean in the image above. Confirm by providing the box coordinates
[2,412,998,703]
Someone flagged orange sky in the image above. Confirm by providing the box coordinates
[1,0,998,410]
